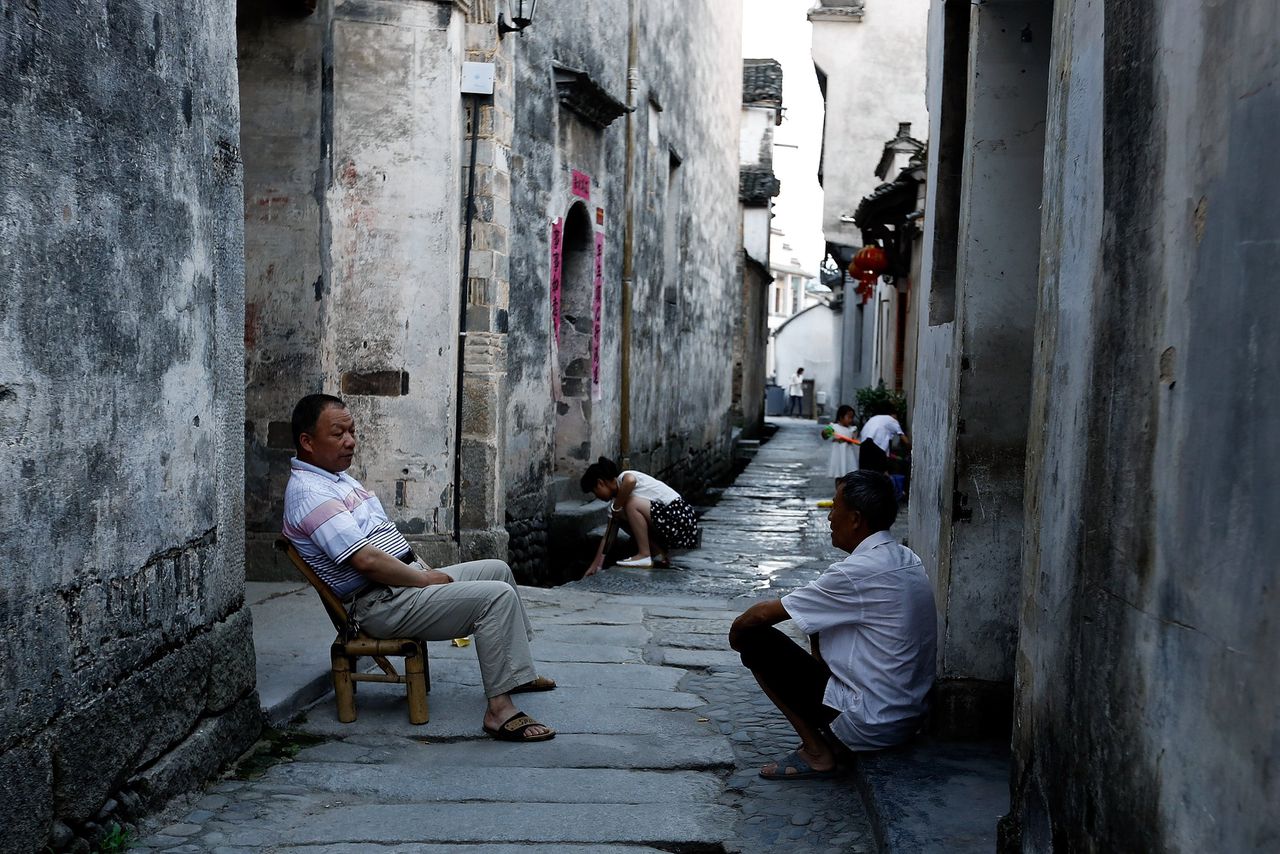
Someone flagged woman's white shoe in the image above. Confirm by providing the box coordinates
[615,555,655,568]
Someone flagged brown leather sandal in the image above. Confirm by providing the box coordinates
[510,676,557,693]
[484,711,556,742]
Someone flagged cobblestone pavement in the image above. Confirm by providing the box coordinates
[686,665,874,854]
[578,417,847,601]
[131,418,878,853]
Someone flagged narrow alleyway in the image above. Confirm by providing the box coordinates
[129,419,879,853]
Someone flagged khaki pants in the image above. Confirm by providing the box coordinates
[350,560,536,698]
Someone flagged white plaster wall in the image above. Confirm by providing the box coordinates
[240,1,467,573]
[773,303,840,407]
[743,207,771,266]
[907,0,1052,690]
[326,6,463,536]
[811,0,930,249]
[739,107,773,165]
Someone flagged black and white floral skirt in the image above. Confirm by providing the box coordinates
[650,498,700,549]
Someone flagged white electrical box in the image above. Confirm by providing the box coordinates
[461,62,495,95]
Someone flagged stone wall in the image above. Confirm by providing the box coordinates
[0,1,258,849]
[1009,0,1280,849]
[731,256,771,438]
[909,0,1052,737]
[505,1,744,583]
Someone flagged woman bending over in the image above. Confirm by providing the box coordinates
[580,456,700,575]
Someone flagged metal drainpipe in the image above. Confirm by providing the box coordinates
[454,92,482,544]
[619,0,638,467]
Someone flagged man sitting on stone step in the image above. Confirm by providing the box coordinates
[729,471,936,778]
[282,393,557,743]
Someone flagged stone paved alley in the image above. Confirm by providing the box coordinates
[130,419,999,853]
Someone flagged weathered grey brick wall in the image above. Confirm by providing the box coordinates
[626,2,743,492]
[0,1,258,850]
[504,0,629,583]
[505,1,743,583]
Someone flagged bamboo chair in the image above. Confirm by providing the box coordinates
[274,539,430,724]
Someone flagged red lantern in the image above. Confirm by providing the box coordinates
[852,245,887,275]
[847,245,886,305]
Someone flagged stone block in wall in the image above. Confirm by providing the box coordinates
[460,440,498,531]
[470,220,508,252]
[130,693,262,815]
[476,166,512,201]
[504,514,549,584]
[460,527,510,565]
[483,191,512,230]
[0,596,70,750]
[464,331,505,372]
[468,249,495,279]
[929,678,1013,740]
[246,533,300,582]
[49,608,256,824]
[404,534,461,569]
[0,743,53,854]
[461,372,499,438]
[340,369,409,396]
[203,608,257,715]
[51,641,209,823]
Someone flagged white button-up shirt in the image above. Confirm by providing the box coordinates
[781,530,937,749]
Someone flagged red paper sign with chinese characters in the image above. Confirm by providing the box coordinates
[591,232,604,400]
[550,219,564,340]
[572,170,591,200]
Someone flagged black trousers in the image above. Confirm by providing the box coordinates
[732,625,838,731]
[858,439,890,473]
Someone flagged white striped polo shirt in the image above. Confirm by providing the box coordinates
[282,458,413,597]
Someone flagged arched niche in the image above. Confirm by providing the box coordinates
[552,201,596,475]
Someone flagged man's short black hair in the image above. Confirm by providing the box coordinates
[837,470,898,532]
[291,394,347,451]
[579,456,620,493]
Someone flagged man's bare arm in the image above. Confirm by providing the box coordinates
[348,545,452,588]
[729,598,790,646]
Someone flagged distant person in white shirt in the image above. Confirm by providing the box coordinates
[787,367,805,416]
[729,471,936,779]
[858,401,909,473]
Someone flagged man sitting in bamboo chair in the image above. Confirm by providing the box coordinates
[282,394,557,743]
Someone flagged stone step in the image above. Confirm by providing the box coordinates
[248,582,337,726]
[284,733,735,772]
[292,689,721,739]
[854,740,1009,853]
[216,801,736,847]
[260,763,724,805]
